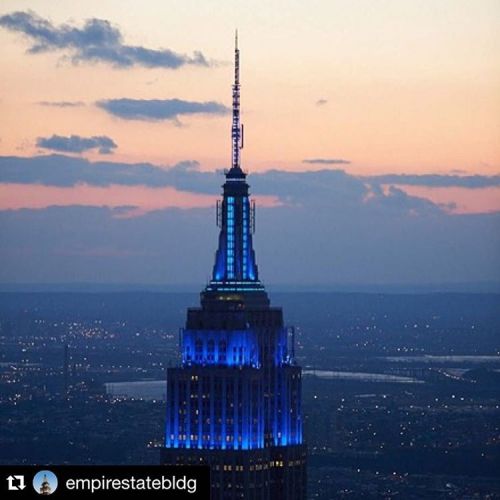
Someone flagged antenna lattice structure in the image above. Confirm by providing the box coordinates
[231,31,243,170]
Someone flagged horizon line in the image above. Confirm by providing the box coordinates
[0,281,499,294]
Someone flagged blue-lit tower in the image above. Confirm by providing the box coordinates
[161,34,307,500]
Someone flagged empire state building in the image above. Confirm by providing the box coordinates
[161,34,307,500]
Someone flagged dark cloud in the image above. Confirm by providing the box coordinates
[96,98,229,122]
[36,135,117,155]
[2,155,497,217]
[0,200,498,286]
[367,185,450,214]
[316,99,328,106]
[0,11,211,69]
[0,154,447,217]
[37,101,85,108]
[0,205,217,285]
[0,155,211,189]
[303,158,351,165]
[363,173,500,189]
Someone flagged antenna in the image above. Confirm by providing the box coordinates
[231,30,242,170]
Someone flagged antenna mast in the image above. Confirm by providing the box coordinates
[231,30,243,170]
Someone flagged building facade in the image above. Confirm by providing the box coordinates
[160,35,307,500]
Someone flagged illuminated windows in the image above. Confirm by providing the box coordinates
[242,200,248,279]
[226,196,235,279]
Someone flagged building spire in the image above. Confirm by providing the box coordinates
[207,32,261,288]
[231,30,243,171]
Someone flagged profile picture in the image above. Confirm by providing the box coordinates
[33,470,58,496]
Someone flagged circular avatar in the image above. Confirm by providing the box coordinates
[33,470,58,496]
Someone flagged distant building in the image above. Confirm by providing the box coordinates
[160,34,307,499]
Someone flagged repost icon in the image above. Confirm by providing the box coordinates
[7,474,26,491]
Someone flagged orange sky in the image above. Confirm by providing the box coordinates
[384,185,500,214]
[0,183,281,217]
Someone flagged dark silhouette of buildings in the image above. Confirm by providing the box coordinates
[160,34,307,499]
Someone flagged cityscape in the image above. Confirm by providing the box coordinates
[1,291,499,497]
[1,1,499,499]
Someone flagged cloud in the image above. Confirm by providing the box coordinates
[0,155,215,190]
[1,198,499,286]
[0,11,211,69]
[302,158,351,165]
[363,173,500,189]
[37,101,85,108]
[36,135,117,154]
[5,154,499,214]
[369,184,450,214]
[316,99,328,106]
[96,98,229,122]
[0,154,449,217]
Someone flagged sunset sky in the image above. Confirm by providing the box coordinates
[0,1,499,286]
